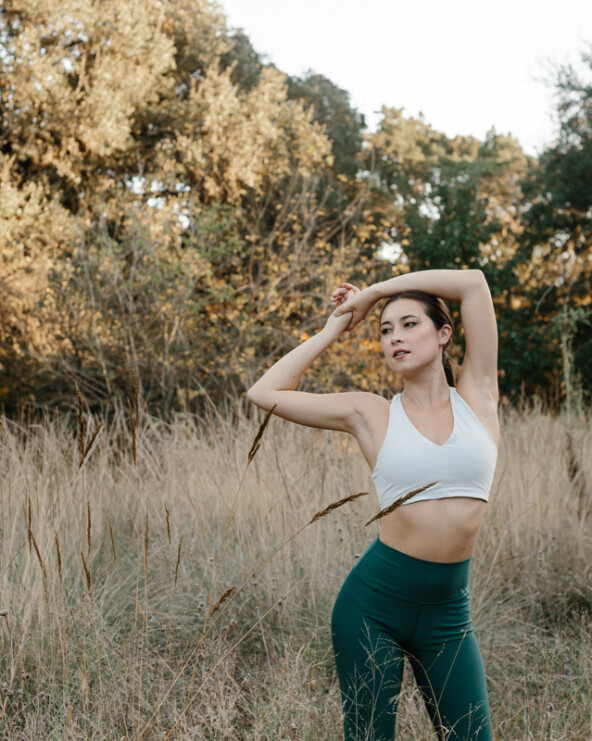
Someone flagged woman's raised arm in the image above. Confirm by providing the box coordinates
[333,269,498,396]
[247,289,374,433]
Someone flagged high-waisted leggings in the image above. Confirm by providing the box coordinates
[331,538,492,741]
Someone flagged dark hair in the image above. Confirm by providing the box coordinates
[380,290,456,387]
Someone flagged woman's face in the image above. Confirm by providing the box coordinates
[379,298,451,376]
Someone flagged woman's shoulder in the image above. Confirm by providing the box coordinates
[352,392,393,434]
[344,392,392,469]
[351,391,392,412]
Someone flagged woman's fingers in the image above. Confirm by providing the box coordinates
[331,294,347,307]
[331,283,358,296]
[330,283,362,324]
[347,313,363,331]
[333,295,358,317]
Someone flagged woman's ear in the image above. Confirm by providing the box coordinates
[439,324,453,345]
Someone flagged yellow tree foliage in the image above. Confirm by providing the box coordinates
[0,0,377,410]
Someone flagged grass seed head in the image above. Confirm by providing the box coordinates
[248,405,276,464]
[55,534,63,584]
[75,383,86,460]
[210,586,237,617]
[127,397,137,466]
[175,538,182,587]
[309,492,370,524]
[80,551,92,598]
[164,503,171,544]
[365,482,438,526]
[107,517,116,561]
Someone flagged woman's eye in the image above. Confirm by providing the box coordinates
[404,322,416,328]
[380,328,391,335]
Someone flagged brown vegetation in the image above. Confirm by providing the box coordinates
[0,400,590,738]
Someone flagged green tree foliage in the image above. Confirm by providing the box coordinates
[220,29,264,92]
[517,47,592,397]
[368,109,528,276]
[287,72,365,177]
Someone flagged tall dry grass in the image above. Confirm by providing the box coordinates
[0,399,590,739]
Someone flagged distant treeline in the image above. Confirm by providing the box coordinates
[0,0,590,416]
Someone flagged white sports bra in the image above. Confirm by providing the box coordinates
[371,387,498,509]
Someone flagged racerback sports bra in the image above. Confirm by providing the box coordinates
[371,387,498,509]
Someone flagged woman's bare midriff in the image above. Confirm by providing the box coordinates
[377,497,487,562]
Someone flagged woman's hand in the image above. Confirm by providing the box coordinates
[331,283,379,330]
[324,283,360,335]
[331,282,360,308]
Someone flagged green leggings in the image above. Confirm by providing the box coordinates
[331,538,492,741]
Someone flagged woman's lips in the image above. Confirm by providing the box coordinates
[393,350,409,359]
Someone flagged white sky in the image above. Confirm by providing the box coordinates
[219,0,592,156]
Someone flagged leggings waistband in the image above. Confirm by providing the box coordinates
[353,538,472,605]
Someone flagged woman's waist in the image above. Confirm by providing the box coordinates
[377,497,486,563]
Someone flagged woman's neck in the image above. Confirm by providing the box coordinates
[401,374,450,409]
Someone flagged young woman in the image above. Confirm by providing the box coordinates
[247,269,499,740]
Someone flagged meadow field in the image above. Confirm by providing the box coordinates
[0,399,590,740]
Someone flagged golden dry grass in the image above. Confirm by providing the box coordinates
[0,400,590,739]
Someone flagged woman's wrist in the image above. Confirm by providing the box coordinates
[318,324,338,343]
[321,312,351,341]
[366,282,391,303]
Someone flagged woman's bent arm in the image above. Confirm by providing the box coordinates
[247,319,345,407]
[247,305,369,433]
[334,269,488,326]
[334,269,498,395]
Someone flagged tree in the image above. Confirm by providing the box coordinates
[287,72,365,177]
[516,46,592,398]
[219,29,264,92]
[0,0,379,413]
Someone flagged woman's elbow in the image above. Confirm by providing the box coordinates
[246,384,270,410]
[468,269,488,287]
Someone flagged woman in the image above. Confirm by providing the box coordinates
[247,269,499,740]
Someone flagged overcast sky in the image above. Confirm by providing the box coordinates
[219,0,592,156]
